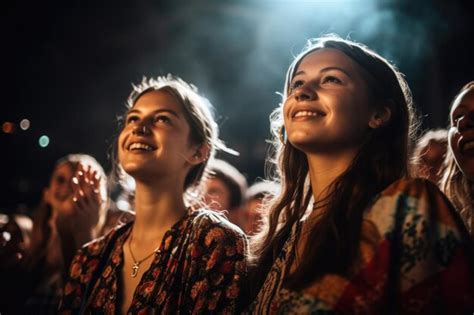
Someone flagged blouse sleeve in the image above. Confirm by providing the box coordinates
[58,239,104,314]
[384,179,474,314]
[188,222,248,315]
[58,248,88,313]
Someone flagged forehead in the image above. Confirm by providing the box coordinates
[207,177,230,192]
[132,89,184,112]
[451,88,474,115]
[52,162,74,177]
[295,48,362,76]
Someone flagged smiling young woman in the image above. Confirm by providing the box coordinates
[245,35,474,314]
[441,81,474,238]
[59,76,247,314]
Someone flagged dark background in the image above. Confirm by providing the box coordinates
[1,0,473,213]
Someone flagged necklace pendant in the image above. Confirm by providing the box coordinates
[131,263,140,278]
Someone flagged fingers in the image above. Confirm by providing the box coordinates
[72,164,103,212]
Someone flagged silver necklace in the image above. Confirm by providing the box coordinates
[128,233,161,278]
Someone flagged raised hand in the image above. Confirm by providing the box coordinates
[69,163,103,245]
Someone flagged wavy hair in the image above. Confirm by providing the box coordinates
[249,35,417,294]
[440,81,474,235]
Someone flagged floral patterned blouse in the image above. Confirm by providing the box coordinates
[59,209,248,314]
[250,179,474,314]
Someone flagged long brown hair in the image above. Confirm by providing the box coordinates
[249,35,417,294]
[440,81,474,236]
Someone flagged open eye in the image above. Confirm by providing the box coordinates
[126,115,139,125]
[155,115,171,124]
[289,80,304,93]
[322,76,342,84]
[56,175,67,185]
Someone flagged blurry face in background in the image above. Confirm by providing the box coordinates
[43,162,76,215]
[203,177,244,227]
[417,140,447,183]
[203,177,231,212]
[449,88,474,181]
[244,198,263,235]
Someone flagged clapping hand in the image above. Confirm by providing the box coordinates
[68,164,103,245]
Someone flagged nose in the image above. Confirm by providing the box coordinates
[457,111,474,132]
[132,123,151,136]
[294,84,316,102]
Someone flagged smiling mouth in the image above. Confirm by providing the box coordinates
[127,142,156,151]
[293,110,326,119]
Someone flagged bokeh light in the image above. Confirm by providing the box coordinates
[2,122,15,134]
[20,119,30,130]
[38,135,50,148]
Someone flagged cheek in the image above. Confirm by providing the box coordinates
[448,127,460,156]
[117,131,127,157]
[282,103,290,126]
[448,128,474,179]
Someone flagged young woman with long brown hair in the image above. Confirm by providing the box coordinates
[247,36,474,314]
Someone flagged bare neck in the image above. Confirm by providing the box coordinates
[307,149,358,203]
[131,180,187,242]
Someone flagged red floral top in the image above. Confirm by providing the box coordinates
[59,209,248,314]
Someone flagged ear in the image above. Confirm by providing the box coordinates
[188,144,210,166]
[368,105,392,129]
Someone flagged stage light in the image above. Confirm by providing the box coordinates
[39,135,50,148]
[2,122,15,134]
[20,119,30,130]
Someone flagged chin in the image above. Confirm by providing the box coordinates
[288,136,325,153]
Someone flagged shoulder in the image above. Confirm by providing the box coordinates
[369,177,453,215]
[187,209,247,250]
[189,209,246,238]
[366,177,470,241]
[379,177,442,199]
[77,222,132,259]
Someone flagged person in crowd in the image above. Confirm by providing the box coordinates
[7,154,107,314]
[440,81,474,238]
[204,158,248,229]
[411,129,448,183]
[246,35,474,314]
[242,181,279,236]
[59,75,247,314]
[0,213,33,312]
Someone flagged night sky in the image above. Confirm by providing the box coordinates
[1,0,473,213]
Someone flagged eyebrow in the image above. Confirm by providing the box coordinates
[293,66,353,79]
[126,108,180,118]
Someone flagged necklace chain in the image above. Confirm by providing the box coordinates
[128,232,161,278]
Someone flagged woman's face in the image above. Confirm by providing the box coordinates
[283,48,375,155]
[118,90,198,183]
[449,88,474,180]
[44,162,75,213]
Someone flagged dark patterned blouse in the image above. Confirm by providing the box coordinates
[59,209,248,314]
[249,179,474,314]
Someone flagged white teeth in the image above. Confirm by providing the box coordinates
[129,143,154,151]
[294,110,321,118]
[463,141,474,151]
